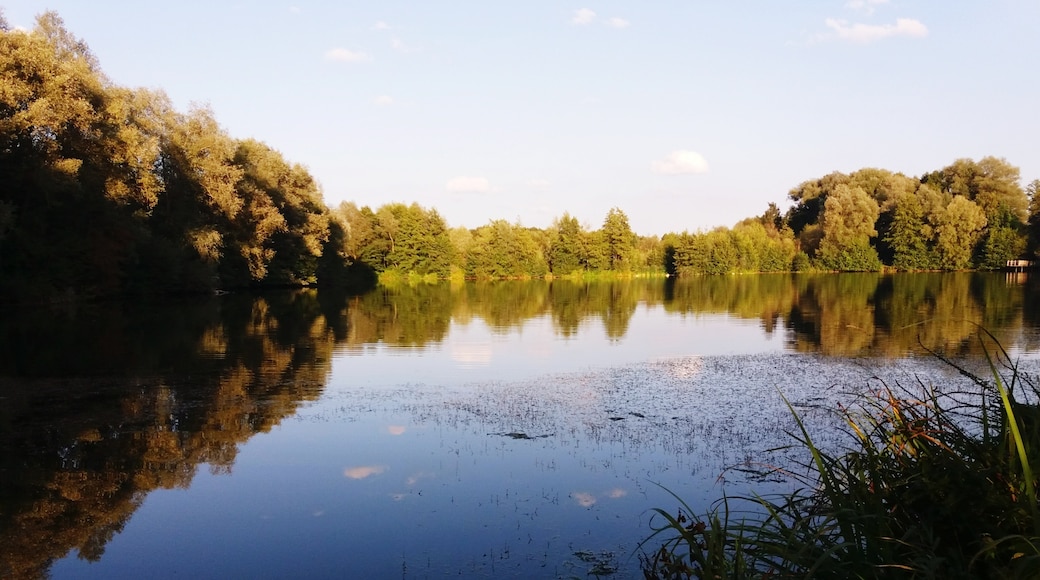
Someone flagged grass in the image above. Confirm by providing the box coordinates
[641,330,1040,579]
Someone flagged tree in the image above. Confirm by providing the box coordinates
[785,171,850,235]
[224,139,330,286]
[672,229,737,275]
[980,224,1026,269]
[383,203,452,277]
[816,184,882,271]
[548,213,585,275]
[467,220,546,278]
[633,235,666,274]
[0,12,342,299]
[934,196,987,270]
[599,207,636,271]
[733,220,795,272]
[332,202,374,263]
[0,13,152,296]
[927,157,1028,224]
[885,189,932,270]
[1027,179,1040,259]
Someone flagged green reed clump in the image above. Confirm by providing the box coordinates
[642,334,1040,579]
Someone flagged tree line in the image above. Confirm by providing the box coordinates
[0,12,339,301]
[3,12,1040,302]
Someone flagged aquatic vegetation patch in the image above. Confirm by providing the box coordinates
[298,351,987,577]
[492,431,553,440]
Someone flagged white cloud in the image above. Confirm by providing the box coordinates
[373,20,391,31]
[325,48,371,63]
[288,6,301,14]
[372,95,394,106]
[651,150,710,175]
[572,8,596,25]
[821,17,928,43]
[606,17,630,29]
[529,179,551,190]
[845,0,889,14]
[390,37,412,53]
[445,176,491,193]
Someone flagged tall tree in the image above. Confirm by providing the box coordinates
[934,196,988,270]
[885,187,934,270]
[384,203,452,276]
[467,220,546,278]
[927,157,1028,224]
[816,184,882,271]
[1027,179,1040,259]
[785,172,849,235]
[548,213,585,275]
[600,207,635,271]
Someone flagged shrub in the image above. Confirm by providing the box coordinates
[642,332,1040,579]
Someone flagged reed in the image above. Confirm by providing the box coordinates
[642,331,1040,579]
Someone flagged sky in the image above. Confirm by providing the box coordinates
[4,1,1039,236]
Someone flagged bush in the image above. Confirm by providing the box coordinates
[642,332,1040,579]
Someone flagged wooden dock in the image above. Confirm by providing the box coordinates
[1005,259,1034,272]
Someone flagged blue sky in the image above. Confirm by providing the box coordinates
[4,1,1038,236]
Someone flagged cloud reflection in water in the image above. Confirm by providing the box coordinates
[343,465,388,480]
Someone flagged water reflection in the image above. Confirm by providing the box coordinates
[1,273,1039,578]
[327,272,1039,357]
[0,291,334,579]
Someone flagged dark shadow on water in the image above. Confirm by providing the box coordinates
[0,291,340,578]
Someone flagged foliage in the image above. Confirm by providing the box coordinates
[671,223,796,276]
[642,333,1040,579]
[548,213,587,275]
[0,14,335,300]
[924,156,1028,224]
[782,162,1030,274]
[981,225,1028,270]
[601,207,636,272]
[935,195,988,270]
[884,186,939,270]
[1028,179,1040,259]
[466,220,548,279]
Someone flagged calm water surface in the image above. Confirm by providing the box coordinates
[2,273,1039,578]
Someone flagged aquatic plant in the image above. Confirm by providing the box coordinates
[641,330,1040,579]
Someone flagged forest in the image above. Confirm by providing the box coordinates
[3,12,1040,302]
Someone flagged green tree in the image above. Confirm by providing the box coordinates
[1027,179,1040,259]
[383,203,452,277]
[467,220,547,278]
[548,213,586,275]
[599,207,635,271]
[785,172,850,236]
[980,225,1026,269]
[885,184,944,270]
[926,157,1028,224]
[672,229,738,275]
[934,196,988,270]
[0,11,344,299]
[633,235,666,274]
[0,13,155,296]
[816,184,882,271]
[584,229,608,271]
[732,220,796,272]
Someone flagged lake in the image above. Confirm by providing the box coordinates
[2,272,1039,578]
